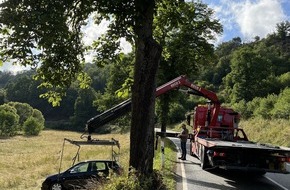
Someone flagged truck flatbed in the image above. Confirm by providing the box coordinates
[197,138,289,152]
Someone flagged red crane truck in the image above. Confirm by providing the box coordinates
[85,75,290,174]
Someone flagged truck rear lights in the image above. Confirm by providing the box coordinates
[277,157,290,162]
[213,151,226,157]
[278,157,286,162]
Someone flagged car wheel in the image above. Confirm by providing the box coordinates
[50,183,62,190]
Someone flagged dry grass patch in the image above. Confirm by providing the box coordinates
[0,130,130,190]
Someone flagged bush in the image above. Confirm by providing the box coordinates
[8,102,33,131]
[103,169,166,190]
[23,117,44,136]
[232,100,252,119]
[253,94,277,119]
[271,88,290,119]
[32,109,45,126]
[0,104,19,136]
[0,109,19,136]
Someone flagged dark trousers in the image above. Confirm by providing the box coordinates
[181,141,187,159]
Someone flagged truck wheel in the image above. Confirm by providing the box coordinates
[200,145,208,169]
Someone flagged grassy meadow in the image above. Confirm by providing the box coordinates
[0,130,131,190]
[0,129,177,190]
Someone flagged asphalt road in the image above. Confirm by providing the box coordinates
[168,137,290,190]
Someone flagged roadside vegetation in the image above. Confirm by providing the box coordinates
[241,118,290,147]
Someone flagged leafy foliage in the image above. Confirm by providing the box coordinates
[271,88,290,119]
[0,104,19,136]
[154,0,222,127]
[0,102,44,137]
[4,71,77,120]
[71,87,97,130]
[23,116,44,136]
[103,169,166,190]
[7,102,33,127]
[224,46,273,103]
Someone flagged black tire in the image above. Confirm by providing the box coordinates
[50,183,62,190]
[200,145,209,169]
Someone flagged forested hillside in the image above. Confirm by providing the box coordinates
[200,21,290,120]
[0,21,289,133]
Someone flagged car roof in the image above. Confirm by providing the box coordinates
[78,160,117,163]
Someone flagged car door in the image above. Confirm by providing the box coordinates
[95,161,109,177]
[62,162,93,189]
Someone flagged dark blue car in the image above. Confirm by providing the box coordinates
[41,160,122,190]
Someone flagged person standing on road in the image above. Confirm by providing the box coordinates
[178,123,189,160]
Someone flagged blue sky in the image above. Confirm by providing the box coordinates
[1,0,290,72]
[202,0,290,44]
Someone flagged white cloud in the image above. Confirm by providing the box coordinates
[0,62,30,74]
[210,0,287,41]
[119,38,132,54]
[81,18,110,46]
[232,0,286,40]
[81,16,132,63]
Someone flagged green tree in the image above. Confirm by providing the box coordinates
[278,72,290,89]
[253,94,277,119]
[0,0,161,176]
[276,21,290,55]
[5,74,32,103]
[212,37,242,86]
[271,88,290,119]
[0,0,218,177]
[0,71,14,88]
[72,87,97,131]
[94,53,134,111]
[154,0,222,128]
[92,53,134,132]
[224,46,273,103]
[5,71,77,120]
[0,88,6,104]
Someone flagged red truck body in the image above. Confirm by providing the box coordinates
[189,105,290,174]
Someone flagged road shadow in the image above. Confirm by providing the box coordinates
[205,168,283,190]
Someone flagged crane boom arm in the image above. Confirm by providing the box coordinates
[86,75,220,139]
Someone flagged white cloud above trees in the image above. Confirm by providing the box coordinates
[206,0,288,42]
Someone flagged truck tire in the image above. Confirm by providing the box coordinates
[200,145,209,169]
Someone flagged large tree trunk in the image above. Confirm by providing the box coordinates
[129,0,162,175]
[160,94,170,133]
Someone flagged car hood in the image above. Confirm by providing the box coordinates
[44,172,64,182]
